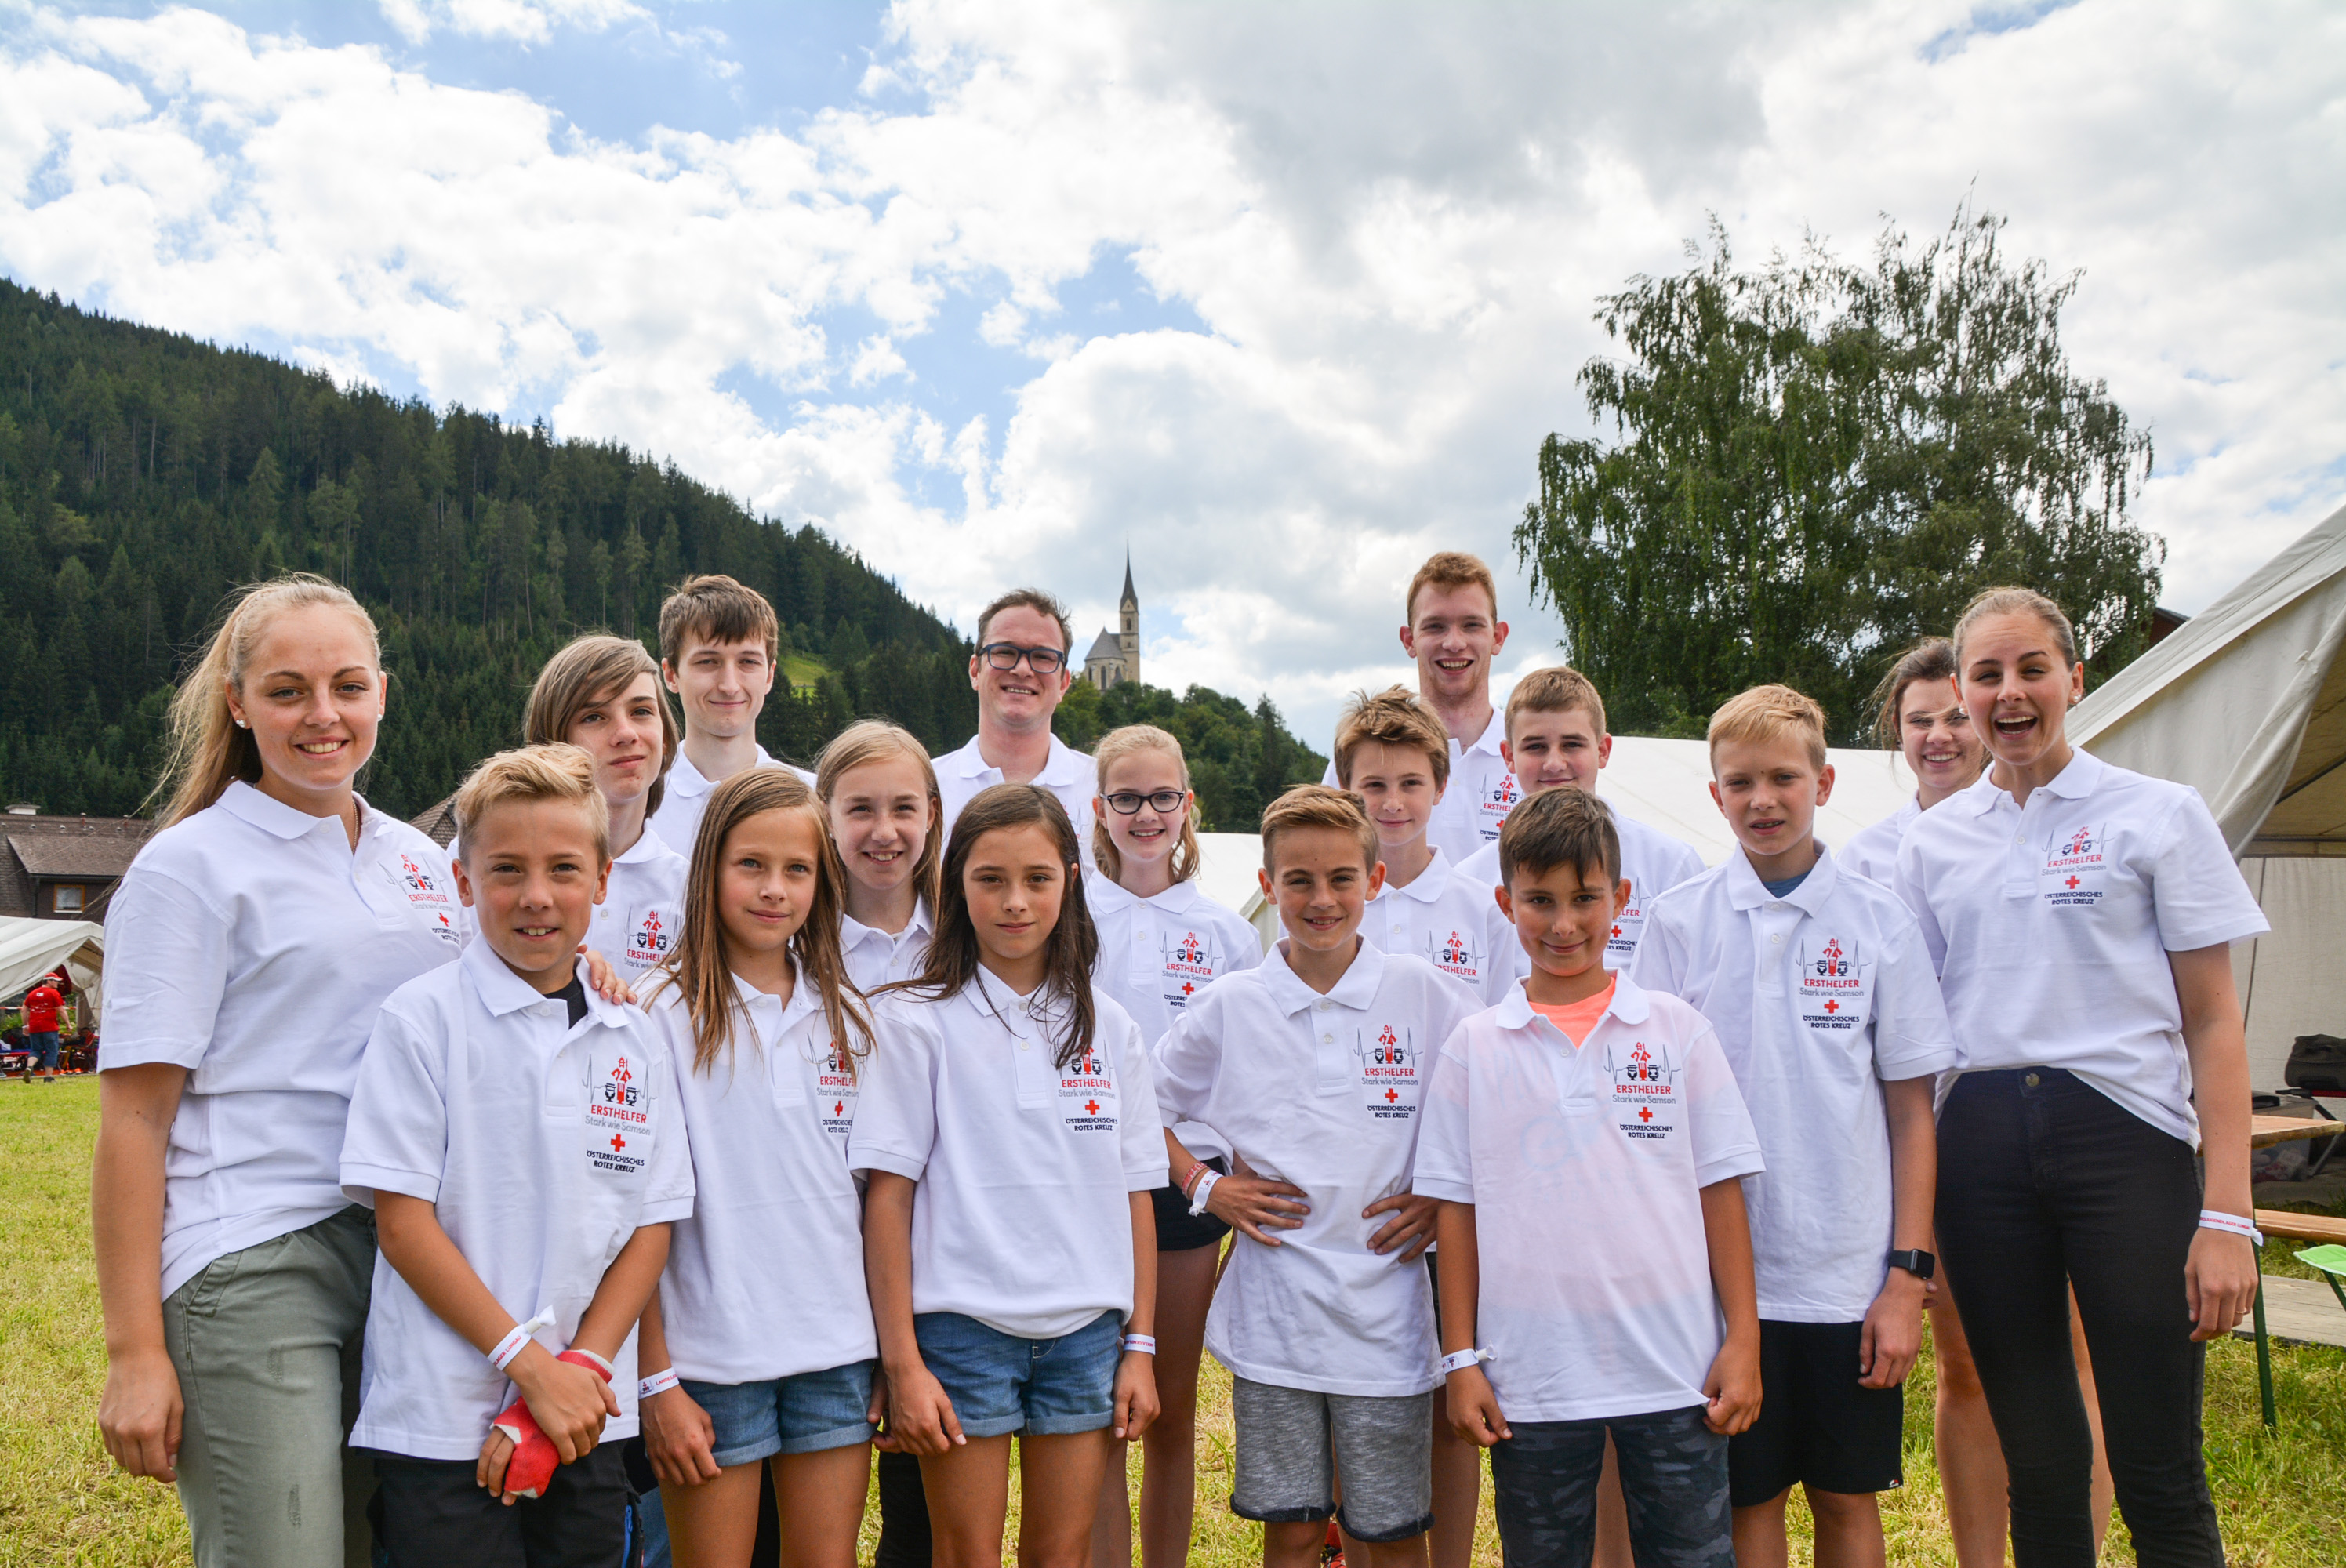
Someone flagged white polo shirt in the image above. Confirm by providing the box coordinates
[1895,750,2268,1145]
[1842,797,1920,889]
[340,944,694,1461]
[1359,849,1506,1002]
[592,826,688,980]
[848,975,1163,1338]
[934,733,1096,865]
[1631,848,1959,1322]
[1324,708,1515,862]
[1462,803,1707,986]
[1153,941,1484,1397]
[102,782,466,1301]
[1086,873,1262,1047]
[1414,977,1763,1421]
[646,746,815,861]
[841,903,935,994]
[649,970,876,1385]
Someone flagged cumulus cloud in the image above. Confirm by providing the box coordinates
[0,0,2338,743]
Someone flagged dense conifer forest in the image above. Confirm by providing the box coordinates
[0,279,1320,828]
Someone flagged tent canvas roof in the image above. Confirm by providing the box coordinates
[2074,498,2346,854]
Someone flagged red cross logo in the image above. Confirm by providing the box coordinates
[1611,925,1622,938]
[1385,1087,1399,1104]
[2065,874,2080,889]
[1182,982,1195,996]
[833,1101,844,1116]
[1637,1106,1653,1123]
[608,1134,626,1152]
[1823,999,1839,1014]
[1084,1099,1100,1115]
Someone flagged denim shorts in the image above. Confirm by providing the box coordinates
[913,1310,1121,1439]
[680,1359,878,1466]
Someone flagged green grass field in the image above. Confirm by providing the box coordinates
[6,1077,2345,1566]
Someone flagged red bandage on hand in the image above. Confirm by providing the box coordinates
[491,1348,613,1500]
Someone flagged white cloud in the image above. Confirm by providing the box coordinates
[0,0,2339,746]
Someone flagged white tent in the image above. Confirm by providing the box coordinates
[1193,739,1918,955]
[0,916,104,1022]
[2072,497,2346,1090]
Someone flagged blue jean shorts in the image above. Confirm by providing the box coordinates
[913,1310,1121,1439]
[680,1360,877,1466]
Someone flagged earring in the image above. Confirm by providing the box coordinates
[234,719,249,729]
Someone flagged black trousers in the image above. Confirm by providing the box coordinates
[873,1448,933,1568]
[1935,1068,2224,1568]
[372,1445,630,1568]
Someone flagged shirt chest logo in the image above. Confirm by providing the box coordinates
[586,1050,652,1177]
[1160,929,1221,1010]
[1425,927,1484,985]
[388,855,461,946]
[1606,898,1647,964]
[815,1044,857,1144]
[2040,822,2109,908]
[1797,935,1870,1033]
[1606,1036,1679,1141]
[1478,775,1520,837]
[1059,1050,1117,1132]
[625,906,674,968]
[1355,1025,1422,1120]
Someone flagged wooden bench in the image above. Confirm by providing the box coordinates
[2257,1209,2346,1245]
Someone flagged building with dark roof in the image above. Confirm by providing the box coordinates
[1082,556,1141,691]
[0,811,155,920]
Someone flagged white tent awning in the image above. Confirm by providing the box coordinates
[0,916,103,1017]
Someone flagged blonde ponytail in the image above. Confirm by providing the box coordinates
[151,575,382,828]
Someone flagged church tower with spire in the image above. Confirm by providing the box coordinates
[1084,553,1142,691]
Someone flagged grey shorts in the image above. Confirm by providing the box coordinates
[1229,1377,1433,1543]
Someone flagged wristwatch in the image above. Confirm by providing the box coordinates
[1887,1248,1937,1280]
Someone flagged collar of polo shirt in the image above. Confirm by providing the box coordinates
[1724,841,1843,913]
[1956,746,2105,816]
[1086,871,1204,916]
[461,938,627,1027]
[1376,847,1455,906]
[220,778,383,840]
[1494,971,1652,1033]
[732,959,823,1033]
[1262,936,1385,1015]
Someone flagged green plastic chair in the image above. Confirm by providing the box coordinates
[2296,1244,2346,1314]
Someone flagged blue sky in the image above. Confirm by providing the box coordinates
[1,0,2340,743]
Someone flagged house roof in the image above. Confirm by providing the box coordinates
[411,794,460,849]
[0,815,156,918]
[1084,626,1124,662]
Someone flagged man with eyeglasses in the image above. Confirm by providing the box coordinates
[935,587,1098,861]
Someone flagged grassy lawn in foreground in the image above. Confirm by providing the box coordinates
[7,1077,2346,1566]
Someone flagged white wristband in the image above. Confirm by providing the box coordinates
[639,1367,681,1400]
[1436,1348,1496,1377]
[489,1306,556,1373]
[1188,1169,1221,1217]
[1122,1334,1157,1356]
[2199,1210,2264,1247]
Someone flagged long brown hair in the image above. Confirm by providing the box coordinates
[651,769,873,1079]
[525,635,681,820]
[1091,724,1202,885]
[151,574,382,827]
[886,784,1098,1069]
[815,720,944,914]
[1865,637,1959,750]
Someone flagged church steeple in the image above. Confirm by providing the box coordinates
[1120,550,1137,612]
[1117,551,1139,691]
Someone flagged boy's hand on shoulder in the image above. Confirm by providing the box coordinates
[579,946,637,1005]
[1363,1192,1439,1261]
[509,1344,619,1465]
[641,1385,722,1489]
[883,1362,964,1457]
[1444,1367,1510,1448]
[1701,1330,1762,1436]
[1859,1271,1929,1390]
[1209,1171,1312,1246]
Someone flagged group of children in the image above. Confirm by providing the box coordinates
[96,553,2264,1568]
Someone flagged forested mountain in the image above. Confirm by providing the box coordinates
[0,278,1322,826]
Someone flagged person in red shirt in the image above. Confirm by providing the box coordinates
[23,974,64,1083]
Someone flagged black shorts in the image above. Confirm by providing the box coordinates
[369,1444,630,1567]
[1727,1319,1903,1507]
[1151,1156,1230,1251]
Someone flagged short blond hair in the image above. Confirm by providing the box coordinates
[1331,686,1450,790]
[1707,684,1828,771]
[1259,784,1379,876]
[453,743,612,865]
[1505,665,1607,742]
[1405,551,1498,626]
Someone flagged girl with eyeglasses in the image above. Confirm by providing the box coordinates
[1083,725,1265,1568]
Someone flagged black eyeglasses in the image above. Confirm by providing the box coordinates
[979,642,1067,675]
[1105,789,1187,815]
